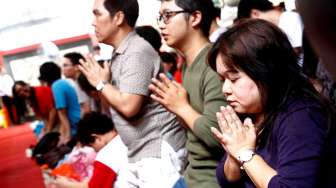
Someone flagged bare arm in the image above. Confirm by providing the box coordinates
[45,107,57,132]
[218,153,277,188]
[243,155,277,188]
[223,155,242,182]
[100,84,144,118]
[78,55,144,118]
[57,109,71,143]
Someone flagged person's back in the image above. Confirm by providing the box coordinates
[32,86,55,119]
[51,79,81,135]
[264,97,335,188]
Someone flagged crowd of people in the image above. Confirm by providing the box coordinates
[1,0,336,188]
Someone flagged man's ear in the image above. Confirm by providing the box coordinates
[250,9,261,18]
[190,10,202,28]
[114,11,125,26]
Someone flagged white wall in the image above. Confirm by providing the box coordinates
[0,0,160,51]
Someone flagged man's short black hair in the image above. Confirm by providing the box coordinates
[39,62,61,85]
[76,112,115,146]
[103,0,139,27]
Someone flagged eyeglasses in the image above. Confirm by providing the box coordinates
[157,10,190,24]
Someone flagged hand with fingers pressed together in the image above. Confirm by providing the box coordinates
[149,73,189,115]
[78,54,111,88]
[211,105,256,161]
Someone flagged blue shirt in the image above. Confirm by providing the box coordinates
[51,79,80,136]
[216,98,336,188]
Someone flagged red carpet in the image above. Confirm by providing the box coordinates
[0,124,45,188]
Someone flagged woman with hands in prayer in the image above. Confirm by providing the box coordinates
[208,19,336,188]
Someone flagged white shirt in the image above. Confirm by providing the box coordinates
[209,26,227,43]
[0,73,14,97]
[278,11,304,48]
[96,135,131,188]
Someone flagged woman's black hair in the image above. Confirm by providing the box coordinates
[12,81,41,115]
[12,81,31,117]
[208,19,335,147]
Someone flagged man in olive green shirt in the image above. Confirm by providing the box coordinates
[149,0,227,187]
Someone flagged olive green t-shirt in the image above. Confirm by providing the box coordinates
[182,45,227,188]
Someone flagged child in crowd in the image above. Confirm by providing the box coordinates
[53,112,131,188]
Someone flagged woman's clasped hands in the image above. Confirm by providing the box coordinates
[211,106,257,161]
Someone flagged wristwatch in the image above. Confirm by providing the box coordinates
[96,80,108,91]
[238,149,255,169]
